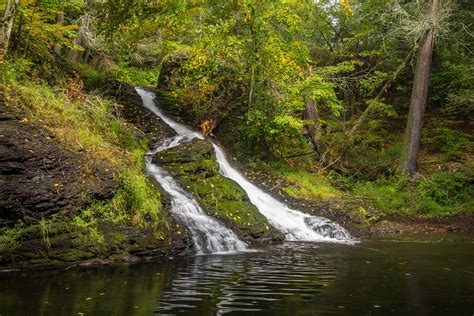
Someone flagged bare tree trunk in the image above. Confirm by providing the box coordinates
[304,99,321,153]
[52,5,64,55]
[67,36,84,63]
[400,0,438,176]
[0,0,19,63]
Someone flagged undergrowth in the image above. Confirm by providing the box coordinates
[352,168,473,217]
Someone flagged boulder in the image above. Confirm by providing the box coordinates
[153,139,284,244]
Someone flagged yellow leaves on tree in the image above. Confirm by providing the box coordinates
[340,0,355,16]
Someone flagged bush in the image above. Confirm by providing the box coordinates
[419,171,473,207]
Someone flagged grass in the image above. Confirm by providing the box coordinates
[0,223,25,261]
[283,170,342,201]
[252,160,343,201]
[71,62,160,90]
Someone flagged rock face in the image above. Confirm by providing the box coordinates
[0,89,191,270]
[153,139,284,244]
[113,83,176,147]
[0,103,115,225]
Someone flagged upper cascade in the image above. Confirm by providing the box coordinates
[136,87,356,245]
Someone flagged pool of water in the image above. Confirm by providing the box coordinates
[1,234,473,315]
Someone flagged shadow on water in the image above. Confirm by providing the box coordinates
[0,234,473,315]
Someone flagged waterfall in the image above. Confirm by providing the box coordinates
[137,88,248,254]
[136,87,355,245]
[213,145,355,243]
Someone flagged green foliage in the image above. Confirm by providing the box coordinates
[353,170,473,217]
[114,63,160,87]
[5,78,169,255]
[0,222,25,261]
[39,217,51,251]
[2,0,471,223]
[423,125,470,159]
[71,62,110,90]
[0,57,33,83]
[419,170,473,207]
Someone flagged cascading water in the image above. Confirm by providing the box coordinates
[136,88,248,254]
[136,87,355,245]
[213,145,355,243]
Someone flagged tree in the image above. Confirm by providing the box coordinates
[0,0,19,63]
[400,0,439,176]
[52,0,64,55]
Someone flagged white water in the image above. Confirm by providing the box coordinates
[137,88,248,254]
[213,145,355,243]
[136,87,355,245]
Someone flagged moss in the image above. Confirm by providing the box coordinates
[0,209,180,269]
[154,139,284,244]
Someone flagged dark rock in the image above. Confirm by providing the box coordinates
[0,102,115,224]
[157,50,190,89]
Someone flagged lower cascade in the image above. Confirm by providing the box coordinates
[137,88,248,254]
[136,87,356,246]
[213,144,355,243]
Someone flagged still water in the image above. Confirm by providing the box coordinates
[1,234,472,315]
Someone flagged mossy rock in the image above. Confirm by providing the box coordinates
[153,139,284,244]
[0,207,192,270]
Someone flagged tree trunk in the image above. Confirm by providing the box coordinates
[400,0,438,176]
[0,0,19,63]
[52,7,64,55]
[67,36,84,63]
[304,99,321,153]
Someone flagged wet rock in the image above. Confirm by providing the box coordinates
[153,139,284,244]
[114,83,176,147]
[0,89,192,270]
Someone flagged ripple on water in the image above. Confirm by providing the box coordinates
[155,243,337,314]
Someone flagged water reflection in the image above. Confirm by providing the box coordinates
[0,236,473,315]
[157,243,338,315]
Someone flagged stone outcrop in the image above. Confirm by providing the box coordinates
[0,88,191,270]
[0,103,115,225]
[153,139,284,244]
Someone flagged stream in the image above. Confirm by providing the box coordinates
[0,234,472,315]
